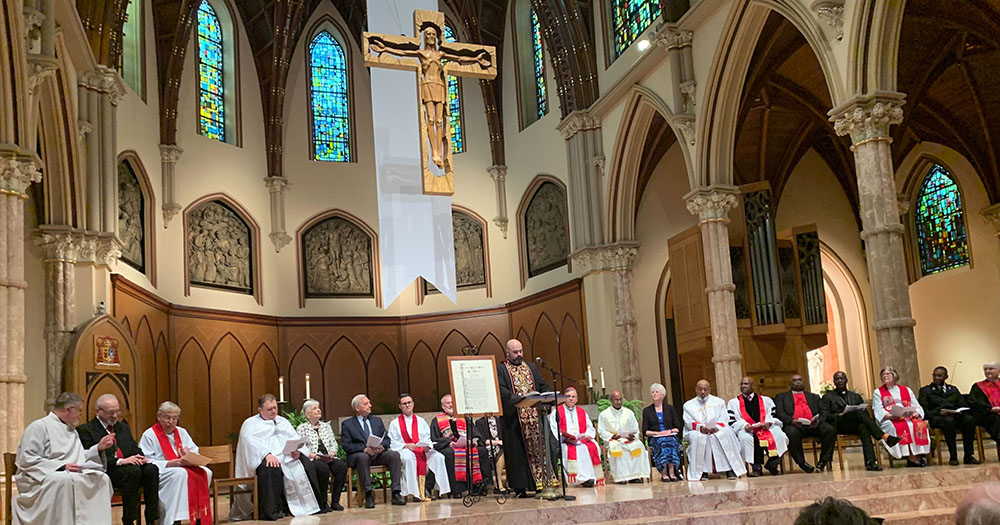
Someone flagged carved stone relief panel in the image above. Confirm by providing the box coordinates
[524,182,568,277]
[426,211,486,294]
[118,160,144,272]
[303,216,373,297]
[187,201,253,294]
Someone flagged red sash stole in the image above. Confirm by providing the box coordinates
[792,392,813,420]
[879,385,929,446]
[435,415,482,483]
[977,380,1000,408]
[557,405,604,485]
[398,415,427,476]
[151,423,212,525]
[738,396,777,457]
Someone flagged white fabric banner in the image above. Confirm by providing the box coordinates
[369,0,457,306]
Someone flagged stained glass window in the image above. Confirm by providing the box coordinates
[309,30,351,162]
[531,10,548,118]
[612,0,661,58]
[197,0,225,141]
[914,164,969,275]
[121,0,143,97]
[443,24,464,154]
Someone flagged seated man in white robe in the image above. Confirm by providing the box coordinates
[13,392,115,525]
[727,376,787,477]
[598,390,650,484]
[231,393,320,520]
[387,393,451,501]
[548,387,603,487]
[139,401,213,524]
[683,380,747,481]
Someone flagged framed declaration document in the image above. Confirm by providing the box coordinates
[447,355,502,418]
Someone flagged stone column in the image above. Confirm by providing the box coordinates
[78,66,122,235]
[685,186,742,401]
[831,93,919,387]
[159,144,182,227]
[0,156,41,452]
[487,165,508,238]
[264,176,292,252]
[609,246,642,400]
[34,228,78,408]
[556,110,605,252]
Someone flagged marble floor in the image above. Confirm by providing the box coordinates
[112,449,999,524]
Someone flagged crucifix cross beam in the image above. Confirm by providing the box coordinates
[363,9,497,196]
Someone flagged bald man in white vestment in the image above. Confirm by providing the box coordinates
[683,380,747,481]
[12,392,115,525]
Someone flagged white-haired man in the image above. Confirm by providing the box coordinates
[341,393,404,508]
[387,393,451,500]
[13,392,114,525]
[970,362,1000,448]
[139,401,213,524]
[432,393,493,496]
[232,393,320,520]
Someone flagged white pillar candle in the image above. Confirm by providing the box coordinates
[305,373,311,400]
[279,376,285,403]
[600,367,605,389]
[587,364,593,388]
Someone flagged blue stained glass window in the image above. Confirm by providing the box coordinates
[531,10,548,118]
[915,164,969,275]
[612,0,661,58]
[197,0,225,141]
[309,31,351,162]
[443,24,464,154]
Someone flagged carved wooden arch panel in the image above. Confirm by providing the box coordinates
[64,315,143,430]
[367,343,400,414]
[324,336,367,415]
[516,174,570,289]
[408,341,437,412]
[175,337,211,444]
[289,344,323,407]
[208,332,253,444]
[117,151,157,286]
[295,209,382,307]
[251,343,280,405]
[182,192,262,305]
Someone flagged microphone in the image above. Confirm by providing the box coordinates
[536,356,547,366]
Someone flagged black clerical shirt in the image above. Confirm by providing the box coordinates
[918,382,967,415]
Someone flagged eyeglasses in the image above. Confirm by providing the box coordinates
[99,408,121,415]
[399,401,414,406]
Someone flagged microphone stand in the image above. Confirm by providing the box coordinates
[536,358,576,502]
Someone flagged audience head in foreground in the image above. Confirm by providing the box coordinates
[955,482,1000,525]
[793,497,878,524]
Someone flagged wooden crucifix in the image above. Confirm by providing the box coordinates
[363,9,497,196]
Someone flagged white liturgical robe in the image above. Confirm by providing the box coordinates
[597,406,650,482]
[388,414,451,497]
[13,412,112,525]
[230,414,319,519]
[726,395,789,464]
[139,425,214,523]
[548,405,600,484]
[873,385,930,458]
[683,395,747,481]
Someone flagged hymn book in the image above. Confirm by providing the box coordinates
[365,434,385,449]
[889,405,918,418]
[842,403,868,414]
[796,415,821,425]
[180,451,211,467]
[282,436,309,455]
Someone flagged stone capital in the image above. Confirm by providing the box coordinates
[34,228,80,261]
[654,28,693,50]
[23,6,44,42]
[487,164,507,182]
[27,55,59,95]
[493,216,509,239]
[159,143,183,163]
[896,194,911,216]
[79,66,123,105]
[830,92,905,144]
[263,176,290,193]
[556,110,600,140]
[811,1,845,40]
[269,231,292,252]
[673,115,696,146]
[570,243,639,274]
[981,202,1000,236]
[684,186,739,221]
[1,156,43,195]
[162,203,182,228]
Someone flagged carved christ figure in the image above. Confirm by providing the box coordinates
[368,22,492,169]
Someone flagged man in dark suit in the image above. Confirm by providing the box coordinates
[341,394,404,508]
[77,393,159,525]
[820,370,901,471]
[774,374,836,473]
[919,366,980,465]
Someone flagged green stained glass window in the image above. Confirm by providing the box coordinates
[309,31,351,162]
[197,0,225,141]
[531,10,548,118]
[612,0,661,58]
[443,24,464,154]
[915,164,969,275]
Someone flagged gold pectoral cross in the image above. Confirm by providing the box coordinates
[363,9,497,196]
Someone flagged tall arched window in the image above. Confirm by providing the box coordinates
[530,10,548,119]
[443,24,464,154]
[914,164,970,275]
[196,0,225,141]
[121,0,143,98]
[611,0,661,58]
[309,30,351,162]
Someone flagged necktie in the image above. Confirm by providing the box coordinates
[107,425,123,459]
[363,418,372,437]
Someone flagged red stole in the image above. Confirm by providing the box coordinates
[792,392,814,420]
[151,423,212,525]
[738,395,777,457]
[398,415,427,475]
[557,405,604,486]
[878,385,929,446]
[977,380,1000,408]
[435,415,482,483]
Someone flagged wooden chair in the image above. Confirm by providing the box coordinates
[931,427,985,465]
[977,427,1000,461]
[835,433,882,471]
[199,444,257,521]
[345,465,390,508]
[4,453,15,525]
[785,435,820,473]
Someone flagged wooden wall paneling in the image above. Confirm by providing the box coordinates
[557,313,587,393]
[407,341,438,412]
[155,333,170,408]
[209,333,252,444]
[289,345,322,410]
[175,338,211,445]
[324,337,368,416]
[132,317,159,432]
[367,343,400,415]
[436,329,474,400]
[251,343,280,405]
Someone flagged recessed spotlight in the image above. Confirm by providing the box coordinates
[637,39,650,52]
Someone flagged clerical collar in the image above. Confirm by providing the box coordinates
[836,389,847,394]
[743,393,755,400]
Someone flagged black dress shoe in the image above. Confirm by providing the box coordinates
[885,435,902,447]
[965,456,981,465]
[514,490,529,498]
[628,478,643,484]
[865,461,883,471]
[581,479,595,487]
[950,458,960,466]
[365,491,375,509]
[814,460,830,473]
[700,473,709,481]
[765,457,782,476]
[331,502,345,511]
[392,492,407,505]
[799,463,816,474]
[316,506,332,514]
[725,470,737,480]
[451,492,464,499]
[906,460,923,468]
[747,469,762,478]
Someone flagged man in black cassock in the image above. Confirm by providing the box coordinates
[496,338,559,498]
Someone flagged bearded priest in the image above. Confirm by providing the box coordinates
[139,401,213,524]
[549,387,603,487]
